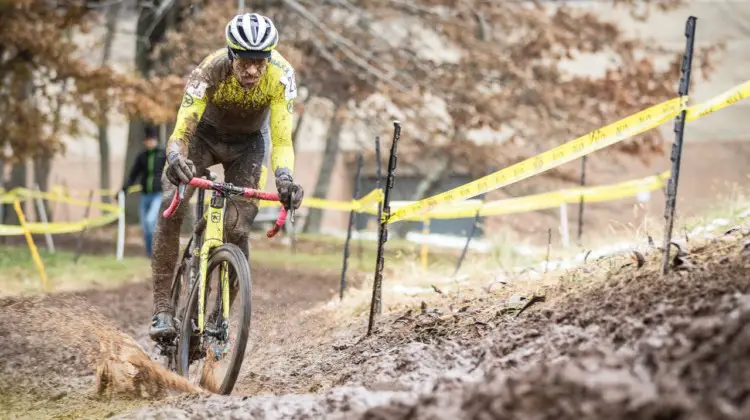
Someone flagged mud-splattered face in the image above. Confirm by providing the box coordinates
[232,57,268,88]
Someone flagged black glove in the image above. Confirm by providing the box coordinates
[166,151,195,186]
[275,174,304,210]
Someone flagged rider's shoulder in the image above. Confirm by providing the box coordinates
[192,48,232,83]
[267,50,295,74]
[264,50,296,102]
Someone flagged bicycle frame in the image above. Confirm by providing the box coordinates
[195,190,228,334]
[163,176,289,336]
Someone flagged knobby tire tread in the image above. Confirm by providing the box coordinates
[176,243,252,395]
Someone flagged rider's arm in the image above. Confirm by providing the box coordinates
[167,81,209,159]
[269,70,297,178]
[167,50,223,158]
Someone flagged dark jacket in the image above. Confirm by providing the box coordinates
[125,146,167,195]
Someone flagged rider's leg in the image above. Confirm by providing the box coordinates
[149,137,215,341]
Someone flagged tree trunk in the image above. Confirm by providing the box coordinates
[33,155,53,221]
[123,2,156,223]
[5,161,27,225]
[303,104,346,233]
[0,153,5,229]
[124,0,181,222]
[98,2,120,205]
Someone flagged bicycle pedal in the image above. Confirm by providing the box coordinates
[155,341,176,356]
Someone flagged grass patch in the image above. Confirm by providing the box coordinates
[251,233,465,273]
[0,246,150,298]
[250,246,345,272]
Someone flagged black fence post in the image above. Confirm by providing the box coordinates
[367,122,400,336]
[73,190,95,264]
[339,153,364,300]
[453,205,482,277]
[374,135,383,250]
[577,155,587,242]
[662,16,696,275]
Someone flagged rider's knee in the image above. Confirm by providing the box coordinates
[225,201,258,243]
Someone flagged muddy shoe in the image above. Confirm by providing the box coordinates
[149,312,177,342]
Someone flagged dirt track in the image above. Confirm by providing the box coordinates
[122,236,750,419]
[3,235,750,419]
[0,263,344,418]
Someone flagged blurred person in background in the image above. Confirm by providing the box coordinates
[121,125,167,259]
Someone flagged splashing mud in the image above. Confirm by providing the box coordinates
[0,295,204,400]
[0,265,340,417]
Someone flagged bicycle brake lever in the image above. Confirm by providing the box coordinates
[288,195,295,224]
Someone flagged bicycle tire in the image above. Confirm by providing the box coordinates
[170,236,194,316]
[176,243,252,395]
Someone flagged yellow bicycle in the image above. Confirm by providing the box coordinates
[159,171,289,394]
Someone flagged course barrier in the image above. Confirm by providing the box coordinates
[0,188,121,236]
[0,169,671,238]
[391,171,669,221]
[387,78,750,224]
[4,78,746,293]
[4,71,744,241]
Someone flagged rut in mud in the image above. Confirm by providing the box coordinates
[119,235,750,419]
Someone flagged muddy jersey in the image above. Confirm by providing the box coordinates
[169,48,297,177]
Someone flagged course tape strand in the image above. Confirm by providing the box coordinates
[388,96,687,223]
[388,171,669,221]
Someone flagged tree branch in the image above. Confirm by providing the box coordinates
[309,35,345,72]
[282,0,410,92]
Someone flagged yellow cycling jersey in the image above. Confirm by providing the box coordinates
[169,48,297,177]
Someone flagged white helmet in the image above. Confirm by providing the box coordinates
[225,13,279,59]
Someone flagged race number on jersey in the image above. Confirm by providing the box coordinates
[186,81,208,99]
[279,69,297,101]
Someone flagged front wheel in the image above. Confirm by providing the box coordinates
[176,243,252,395]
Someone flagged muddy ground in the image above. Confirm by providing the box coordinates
[0,262,345,418]
[3,234,750,419]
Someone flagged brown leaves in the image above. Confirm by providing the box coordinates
[0,0,181,162]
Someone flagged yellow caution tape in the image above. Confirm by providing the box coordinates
[354,188,385,211]
[388,96,688,223]
[396,171,669,221]
[8,79,744,235]
[0,188,122,236]
[256,188,386,212]
[685,80,750,122]
[13,200,50,291]
[389,79,750,224]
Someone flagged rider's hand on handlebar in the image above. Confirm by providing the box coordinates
[166,151,196,186]
[275,174,304,210]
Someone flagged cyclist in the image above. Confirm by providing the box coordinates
[149,13,304,341]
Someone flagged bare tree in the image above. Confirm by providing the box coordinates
[97,1,122,204]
